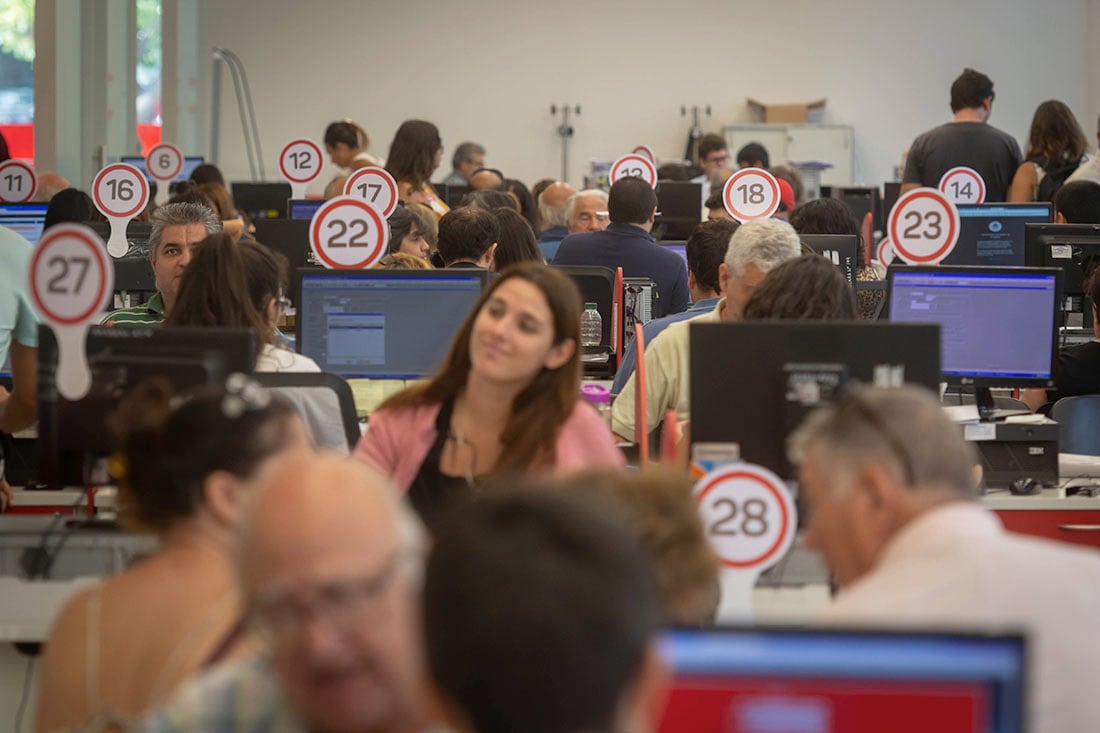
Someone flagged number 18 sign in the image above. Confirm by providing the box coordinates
[29,224,115,400]
[694,462,797,621]
[722,167,780,222]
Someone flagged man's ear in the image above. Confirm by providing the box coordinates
[718,262,730,295]
[480,242,497,268]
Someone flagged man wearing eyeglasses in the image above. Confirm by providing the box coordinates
[789,385,1100,733]
[143,454,431,733]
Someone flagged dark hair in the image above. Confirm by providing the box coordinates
[424,490,661,733]
[385,119,441,190]
[44,188,103,230]
[742,253,857,320]
[736,142,770,168]
[686,219,738,295]
[1025,100,1087,167]
[167,234,287,357]
[769,165,804,208]
[950,68,994,112]
[380,264,582,474]
[0,130,9,162]
[1055,180,1100,224]
[167,186,216,211]
[1087,267,1100,310]
[387,205,418,254]
[460,189,517,212]
[697,134,727,161]
[491,208,543,270]
[607,177,658,225]
[451,141,485,171]
[503,178,537,231]
[437,208,500,265]
[196,182,236,220]
[788,197,866,267]
[704,190,726,210]
[323,119,369,150]
[110,377,297,532]
[189,163,225,187]
[657,163,691,181]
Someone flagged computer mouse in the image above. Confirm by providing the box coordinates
[1009,477,1042,496]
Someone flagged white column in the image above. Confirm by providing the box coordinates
[162,0,204,156]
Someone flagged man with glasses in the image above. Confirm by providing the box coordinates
[692,133,731,204]
[789,385,1100,733]
[143,454,430,733]
[564,189,610,236]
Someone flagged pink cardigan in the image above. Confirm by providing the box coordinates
[355,400,625,490]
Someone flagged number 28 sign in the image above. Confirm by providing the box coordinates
[309,196,389,269]
[888,187,960,265]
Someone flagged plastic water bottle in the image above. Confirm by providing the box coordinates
[581,302,602,347]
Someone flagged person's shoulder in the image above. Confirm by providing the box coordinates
[144,653,281,730]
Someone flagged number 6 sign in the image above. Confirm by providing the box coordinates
[29,224,115,400]
[309,196,389,269]
[92,163,150,259]
[888,187,960,265]
[694,462,797,621]
[145,142,184,207]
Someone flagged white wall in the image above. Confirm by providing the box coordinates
[196,1,1090,190]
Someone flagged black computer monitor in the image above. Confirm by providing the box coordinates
[295,268,490,379]
[883,181,902,226]
[654,181,702,240]
[826,185,880,233]
[799,234,858,288]
[659,241,688,270]
[888,266,1059,389]
[34,325,255,488]
[942,203,1053,267]
[690,321,941,479]
[659,626,1025,733]
[432,183,470,208]
[231,181,293,220]
[120,155,205,182]
[0,202,49,245]
[253,219,314,277]
[1024,223,1100,324]
[288,198,324,221]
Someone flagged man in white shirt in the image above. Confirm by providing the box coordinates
[789,385,1100,733]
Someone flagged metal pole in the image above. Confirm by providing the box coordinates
[209,51,222,165]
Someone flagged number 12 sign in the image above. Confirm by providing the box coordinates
[29,224,115,400]
[279,138,324,199]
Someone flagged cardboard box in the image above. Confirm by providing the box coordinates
[747,98,827,124]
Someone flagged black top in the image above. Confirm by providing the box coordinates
[902,121,1023,203]
[1046,340,1100,405]
[407,398,478,524]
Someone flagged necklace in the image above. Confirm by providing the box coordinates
[446,428,478,488]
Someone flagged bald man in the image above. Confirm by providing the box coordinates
[31,172,71,203]
[144,454,431,733]
[536,180,576,260]
[468,168,505,191]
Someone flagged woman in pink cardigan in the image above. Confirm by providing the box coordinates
[356,263,624,519]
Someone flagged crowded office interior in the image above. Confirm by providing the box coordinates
[3,1,1100,731]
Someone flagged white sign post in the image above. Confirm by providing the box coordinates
[609,154,657,188]
[343,166,399,217]
[309,196,389,270]
[29,224,115,401]
[694,463,797,622]
[0,160,37,203]
[722,167,781,222]
[888,187,961,265]
[92,163,150,259]
[279,138,324,199]
[145,142,185,207]
[938,166,986,205]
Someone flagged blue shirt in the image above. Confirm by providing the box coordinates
[538,225,569,261]
[0,226,39,363]
[611,297,721,395]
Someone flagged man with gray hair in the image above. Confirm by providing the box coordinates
[789,385,1100,733]
[536,181,575,260]
[100,201,222,326]
[143,453,431,732]
[442,142,486,187]
[565,188,610,235]
[610,217,800,440]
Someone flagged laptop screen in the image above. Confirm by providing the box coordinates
[296,270,488,378]
[0,202,49,245]
[660,626,1025,733]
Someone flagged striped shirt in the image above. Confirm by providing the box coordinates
[100,292,166,327]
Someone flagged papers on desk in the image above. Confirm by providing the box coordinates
[942,405,1046,425]
[1060,453,1100,479]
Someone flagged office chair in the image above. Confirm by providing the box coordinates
[1051,395,1100,456]
[253,372,362,452]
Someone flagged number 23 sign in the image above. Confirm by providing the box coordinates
[888,187,960,265]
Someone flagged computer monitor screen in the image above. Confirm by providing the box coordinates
[120,155,205,182]
[288,198,324,221]
[659,241,688,269]
[35,325,255,487]
[253,219,314,278]
[659,626,1025,733]
[231,182,293,220]
[690,322,941,479]
[942,203,1053,267]
[1024,223,1100,319]
[654,181,702,240]
[888,266,1060,387]
[0,202,49,245]
[296,269,489,379]
[799,234,858,288]
[433,183,470,208]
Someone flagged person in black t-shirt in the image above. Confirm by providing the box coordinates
[1023,270,1100,411]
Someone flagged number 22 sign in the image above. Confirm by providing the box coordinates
[309,196,389,269]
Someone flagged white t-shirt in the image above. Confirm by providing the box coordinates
[254,344,321,373]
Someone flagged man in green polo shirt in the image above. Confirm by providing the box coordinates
[101,202,222,326]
